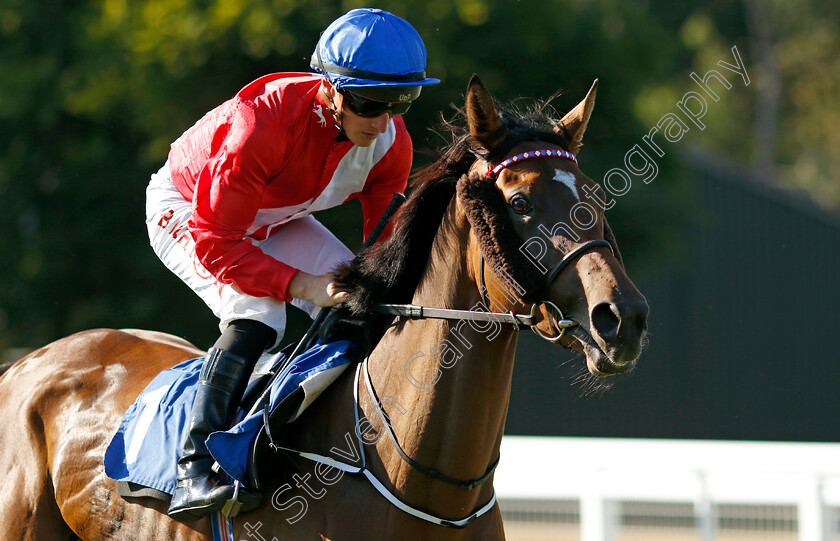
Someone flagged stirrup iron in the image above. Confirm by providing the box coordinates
[220,480,243,518]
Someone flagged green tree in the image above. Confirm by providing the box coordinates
[15,0,816,352]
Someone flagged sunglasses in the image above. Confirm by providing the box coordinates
[339,90,413,118]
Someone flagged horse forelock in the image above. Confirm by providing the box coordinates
[333,99,568,313]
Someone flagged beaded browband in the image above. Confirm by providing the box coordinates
[485,149,578,178]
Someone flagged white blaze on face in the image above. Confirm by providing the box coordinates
[553,169,580,201]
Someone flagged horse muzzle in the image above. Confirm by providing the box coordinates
[576,294,649,376]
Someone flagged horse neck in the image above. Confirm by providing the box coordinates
[365,197,518,509]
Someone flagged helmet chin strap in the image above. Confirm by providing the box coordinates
[326,98,348,140]
[316,43,348,137]
[321,83,348,140]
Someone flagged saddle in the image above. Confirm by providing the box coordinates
[105,309,385,503]
[242,310,384,489]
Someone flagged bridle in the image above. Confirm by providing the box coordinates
[354,148,615,526]
[268,148,617,529]
[375,148,614,342]
[480,147,614,340]
[477,237,613,341]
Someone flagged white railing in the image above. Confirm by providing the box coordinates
[495,436,840,541]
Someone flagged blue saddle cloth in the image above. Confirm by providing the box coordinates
[104,340,353,495]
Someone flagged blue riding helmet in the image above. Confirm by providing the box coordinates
[311,8,439,103]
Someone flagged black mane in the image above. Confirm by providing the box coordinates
[332,98,569,314]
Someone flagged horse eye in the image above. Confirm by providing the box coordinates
[510,195,531,214]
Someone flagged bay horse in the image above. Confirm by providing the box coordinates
[0,75,648,540]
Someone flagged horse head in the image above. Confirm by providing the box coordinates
[457,74,649,377]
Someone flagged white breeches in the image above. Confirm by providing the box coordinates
[145,163,354,347]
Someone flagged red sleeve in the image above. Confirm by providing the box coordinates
[359,117,412,243]
[188,98,300,301]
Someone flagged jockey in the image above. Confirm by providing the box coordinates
[144,8,438,521]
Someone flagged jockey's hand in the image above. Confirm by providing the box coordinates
[289,271,349,308]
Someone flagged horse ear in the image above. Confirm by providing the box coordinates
[466,74,508,153]
[555,79,598,154]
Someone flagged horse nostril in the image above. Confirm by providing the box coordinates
[591,302,620,341]
[631,299,650,338]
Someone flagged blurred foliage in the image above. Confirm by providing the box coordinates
[0,0,836,351]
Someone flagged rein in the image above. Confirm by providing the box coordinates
[373,237,612,342]
[352,236,614,526]
[267,148,617,529]
[375,148,614,342]
[352,148,616,524]
[373,303,537,329]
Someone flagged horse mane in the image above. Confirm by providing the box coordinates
[332,96,571,314]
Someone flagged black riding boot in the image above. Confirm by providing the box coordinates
[167,347,261,521]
